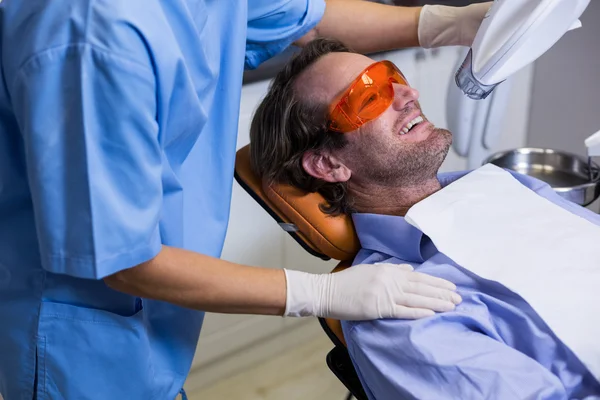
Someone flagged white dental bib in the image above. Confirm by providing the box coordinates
[405,164,600,379]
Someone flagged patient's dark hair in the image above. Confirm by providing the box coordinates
[250,38,354,216]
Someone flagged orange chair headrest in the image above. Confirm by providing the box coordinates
[234,145,360,261]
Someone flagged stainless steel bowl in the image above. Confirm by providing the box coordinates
[484,148,600,207]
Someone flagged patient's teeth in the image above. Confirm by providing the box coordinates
[400,115,424,135]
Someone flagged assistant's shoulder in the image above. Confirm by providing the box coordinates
[247,0,318,20]
[1,0,165,81]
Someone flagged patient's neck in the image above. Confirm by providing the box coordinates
[349,177,442,216]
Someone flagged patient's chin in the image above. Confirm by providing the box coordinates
[374,131,451,186]
[438,128,452,151]
[428,128,452,160]
[431,126,452,142]
[417,128,452,177]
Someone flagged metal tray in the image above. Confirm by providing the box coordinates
[484,148,600,206]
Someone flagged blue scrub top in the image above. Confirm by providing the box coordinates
[0,0,325,398]
[344,171,600,400]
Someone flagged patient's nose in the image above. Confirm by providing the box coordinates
[392,83,419,111]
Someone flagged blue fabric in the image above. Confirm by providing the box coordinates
[344,170,600,400]
[0,0,324,399]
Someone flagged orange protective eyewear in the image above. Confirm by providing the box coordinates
[328,60,409,133]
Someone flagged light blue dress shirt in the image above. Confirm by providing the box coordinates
[343,170,600,400]
[0,1,325,398]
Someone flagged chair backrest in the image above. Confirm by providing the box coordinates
[234,144,375,400]
[234,144,360,261]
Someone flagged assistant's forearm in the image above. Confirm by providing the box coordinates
[297,1,421,53]
[104,245,287,315]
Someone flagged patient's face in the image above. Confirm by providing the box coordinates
[296,52,451,186]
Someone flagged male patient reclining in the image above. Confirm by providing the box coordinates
[249,38,600,399]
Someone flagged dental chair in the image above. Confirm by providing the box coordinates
[234,144,368,400]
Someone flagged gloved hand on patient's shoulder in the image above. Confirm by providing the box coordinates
[283,263,462,320]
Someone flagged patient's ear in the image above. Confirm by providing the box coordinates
[302,151,351,183]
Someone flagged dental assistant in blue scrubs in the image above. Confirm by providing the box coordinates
[0,0,492,398]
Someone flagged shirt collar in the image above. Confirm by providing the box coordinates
[351,171,468,263]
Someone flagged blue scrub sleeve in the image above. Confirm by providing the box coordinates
[345,317,568,400]
[245,0,326,69]
[11,44,162,280]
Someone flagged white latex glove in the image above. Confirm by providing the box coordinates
[283,263,462,320]
[418,2,493,49]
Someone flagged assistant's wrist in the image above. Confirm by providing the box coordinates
[283,269,330,318]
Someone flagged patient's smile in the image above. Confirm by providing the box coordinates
[396,114,434,143]
[400,115,424,134]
